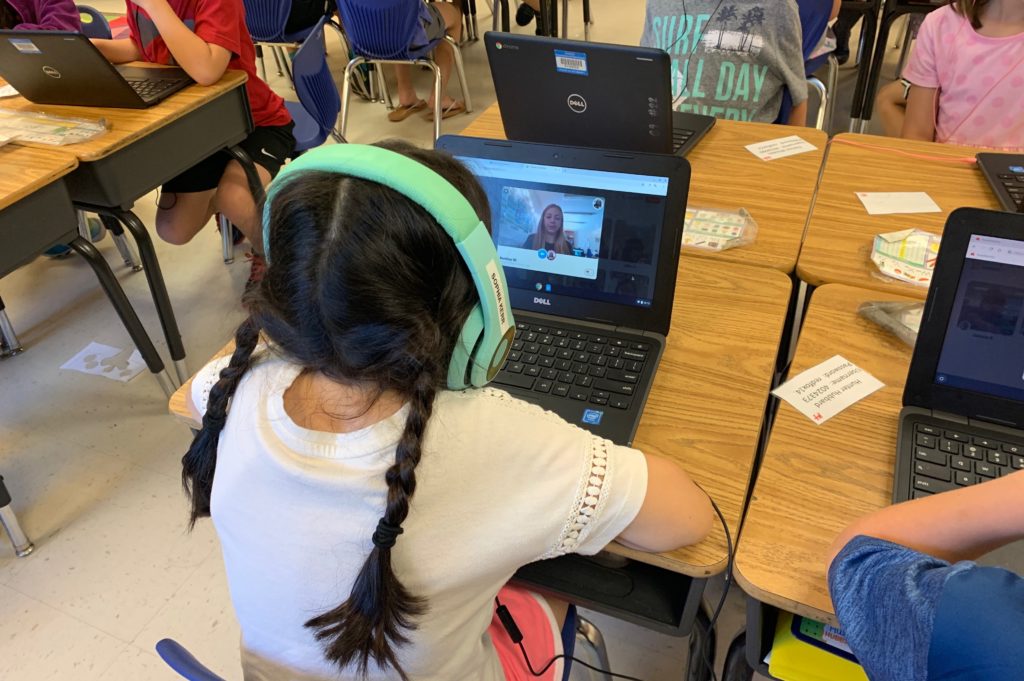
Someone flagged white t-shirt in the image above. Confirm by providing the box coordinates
[191,353,649,681]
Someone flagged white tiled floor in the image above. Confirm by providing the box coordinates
[1,2,900,678]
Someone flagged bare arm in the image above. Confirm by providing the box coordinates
[92,38,143,64]
[831,0,841,21]
[901,85,937,142]
[828,469,1024,567]
[131,0,231,85]
[617,453,714,552]
[787,99,808,126]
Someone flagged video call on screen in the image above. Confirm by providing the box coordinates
[935,235,1024,402]
[458,157,669,309]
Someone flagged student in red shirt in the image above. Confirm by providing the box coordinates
[92,0,295,257]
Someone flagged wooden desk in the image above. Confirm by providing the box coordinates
[171,257,791,579]
[460,103,827,274]
[798,134,1002,298]
[735,283,918,626]
[5,70,248,163]
[0,146,76,211]
[6,70,253,384]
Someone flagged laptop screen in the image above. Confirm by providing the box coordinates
[456,155,669,310]
[934,234,1024,402]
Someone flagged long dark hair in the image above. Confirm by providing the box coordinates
[950,0,988,29]
[181,140,490,679]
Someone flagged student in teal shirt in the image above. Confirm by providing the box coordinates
[828,469,1024,680]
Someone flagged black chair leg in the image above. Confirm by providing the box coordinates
[722,631,755,681]
[687,605,716,681]
[0,295,24,358]
[0,475,33,557]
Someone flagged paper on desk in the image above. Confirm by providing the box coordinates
[61,342,145,383]
[745,135,817,161]
[871,228,941,287]
[772,355,884,425]
[0,84,18,98]
[856,191,941,215]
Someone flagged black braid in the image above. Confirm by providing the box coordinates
[304,372,436,680]
[181,316,261,529]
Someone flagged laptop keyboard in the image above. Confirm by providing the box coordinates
[671,128,695,153]
[125,77,187,102]
[492,321,651,410]
[996,173,1024,212]
[910,421,1024,498]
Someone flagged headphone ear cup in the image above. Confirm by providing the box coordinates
[448,304,485,390]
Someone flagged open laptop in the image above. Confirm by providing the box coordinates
[977,153,1024,213]
[436,135,690,445]
[893,208,1024,504]
[0,31,191,108]
[485,32,714,158]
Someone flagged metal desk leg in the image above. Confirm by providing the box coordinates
[0,475,34,557]
[68,236,177,398]
[101,209,188,385]
[0,295,24,358]
[98,213,143,272]
[848,4,881,132]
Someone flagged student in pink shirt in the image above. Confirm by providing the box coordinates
[877,0,1024,150]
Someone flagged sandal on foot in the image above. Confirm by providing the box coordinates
[387,100,427,122]
[425,100,466,121]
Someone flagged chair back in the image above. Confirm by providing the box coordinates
[155,639,227,681]
[241,0,292,42]
[77,5,111,40]
[291,16,341,150]
[336,0,435,60]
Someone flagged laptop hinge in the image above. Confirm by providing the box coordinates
[931,410,968,424]
[614,326,646,336]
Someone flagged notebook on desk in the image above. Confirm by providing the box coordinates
[893,208,1024,504]
[977,153,1024,213]
[484,32,715,158]
[436,135,690,445]
[0,31,191,108]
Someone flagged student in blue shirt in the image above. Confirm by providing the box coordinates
[827,469,1024,680]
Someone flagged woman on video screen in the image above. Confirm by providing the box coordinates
[522,204,572,255]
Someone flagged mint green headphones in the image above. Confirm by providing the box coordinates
[261,144,515,389]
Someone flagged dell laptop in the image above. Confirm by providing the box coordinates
[436,135,690,445]
[0,31,192,108]
[977,153,1024,213]
[893,208,1024,503]
[485,32,715,158]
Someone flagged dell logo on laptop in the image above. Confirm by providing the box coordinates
[533,297,551,306]
[567,94,587,114]
[42,66,61,79]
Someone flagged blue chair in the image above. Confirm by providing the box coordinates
[241,0,343,84]
[156,606,612,680]
[337,0,472,142]
[77,5,111,40]
[286,16,344,152]
[776,0,838,129]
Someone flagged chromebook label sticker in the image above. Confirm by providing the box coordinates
[554,50,588,76]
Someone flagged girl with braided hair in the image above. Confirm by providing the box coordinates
[183,140,713,681]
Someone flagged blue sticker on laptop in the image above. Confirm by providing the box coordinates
[9,38,41,54]
[554,50,588,76]
[582,409,603,425]
[1011,166,1024,174]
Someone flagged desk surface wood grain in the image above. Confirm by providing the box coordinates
[798,133,1001,299]
[460,103,827,274]
[735,283,919,623]
[3,70,247,162]
[0,145,76,210]
[170,256,791,577]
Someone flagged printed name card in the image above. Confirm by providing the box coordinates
[772,355,884,425]
[745,136,818,161]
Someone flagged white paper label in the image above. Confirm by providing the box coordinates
[772,355,884,424]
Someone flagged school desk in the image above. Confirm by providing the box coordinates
[733,283,918,672]
[460,102,828,274]
[169,256,791,644]
[4,69,254,384]
[797,133,1003,299]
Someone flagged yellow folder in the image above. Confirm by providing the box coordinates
[767,612,869,681]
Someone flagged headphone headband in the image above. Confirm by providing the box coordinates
[260,144,515,388]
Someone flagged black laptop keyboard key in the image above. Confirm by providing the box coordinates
[539,356,554,368]
[534,380,552,393]
[594,379,635,396]
[525,366,540,377]
[988,450,1007,466]
[494,373,534,390]
[915,424,940,435]
[622,350,647,362]
[507,362,524,374]
[552,383,570,396]
[915,448,947,465]
[940,439,961,454]
[976,462,999,478]
[542,368,558,380]
[964,444,985,459]
[522,354,537,365]
[590,394,608,405]
[951,456,971,471]
[609,395,632,410]
[576,375,593,388]
[945,430,969,442]
[916,433,937,448]
[915,460,951,481]
[914,476,955,494]
[1005,443,1022,454]
[569,388,589,401]
[955,472,975,486]
[973,437,996,447]
[1013,455,1024,469]
[556,359,572,371]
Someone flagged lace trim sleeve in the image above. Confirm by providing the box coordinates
[542,438,611,559]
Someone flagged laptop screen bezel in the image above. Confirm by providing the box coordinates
[435,135,690,336]
[903,207,1024,429]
